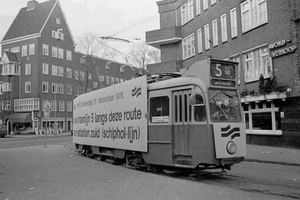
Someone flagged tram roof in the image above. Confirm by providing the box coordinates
[147,76,207,91]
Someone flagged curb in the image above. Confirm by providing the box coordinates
[245,158,300,167]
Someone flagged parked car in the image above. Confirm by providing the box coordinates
[0,124,7,138]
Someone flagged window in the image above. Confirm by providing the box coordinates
[212,19,218,46]
[58,48,64,59]
[51,100,57,112]
[56,18,60,24]
[66,101,73,112]
[230,55,241,84]
[52,46,58,58]
[59,101,65,111]
[105,62,111,70]
[243,102,281,135]
[52,83,58,93]
[29,44,35,55]
[66,84,72,95]
[120,65,125,73]
[25,64,31,75]
[150,96,169,123]
[181,0,194,25]
[194,94,206,122]
[204,24,210,50]
[182,33,195,60]
[25,82,31,93]
[42,44,49,56]
[209,89,241,122]
[2,82,11,92]
[241,0,268,33]
[196,0,201,15]
[197,28,203,53]
[42,81,49,93]
[243,45,271,82]
[58,66,64,77]
[2,64,20,76]
[58,83,64,94]
[66,68,72,78]
[230,8,238,38]
[211,0,216,5]
[42,63,49,75]
[11,47,20,53]
[52,65,58,76]
[221,14,228,42]
[66,50,72,61]
[1,100,11,111]
[22,45,27,57]
[203,0,208,10]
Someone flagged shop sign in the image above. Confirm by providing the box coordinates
[269,39,297,58]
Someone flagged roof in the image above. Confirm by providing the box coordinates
[2,0,57,41]
[5,51,20,63]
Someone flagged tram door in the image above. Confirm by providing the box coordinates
[173,90,191,156]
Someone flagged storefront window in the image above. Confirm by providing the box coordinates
[243,102,282,135]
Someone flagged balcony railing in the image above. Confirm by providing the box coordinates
[14,98,40,112]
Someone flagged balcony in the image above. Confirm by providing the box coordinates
[146,26,182,48]
[14,98,40,112]
[147,61,182,75]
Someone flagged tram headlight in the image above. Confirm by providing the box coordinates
[226,141,237,155]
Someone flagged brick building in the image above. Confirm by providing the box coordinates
[146,0,300,147]
[0,0,135,135]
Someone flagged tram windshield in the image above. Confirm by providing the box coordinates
[208,89,241,122]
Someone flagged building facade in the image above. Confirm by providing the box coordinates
[146,0,300,147]
[0,0,135,135]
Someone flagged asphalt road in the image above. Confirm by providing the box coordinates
[0,137,299,200]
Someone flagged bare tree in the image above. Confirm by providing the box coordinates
[128,42,161,74]
[75,32,116,93]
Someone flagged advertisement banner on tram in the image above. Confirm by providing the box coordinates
[73,76,148,152]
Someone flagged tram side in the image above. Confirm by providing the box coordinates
[73,59,246,172]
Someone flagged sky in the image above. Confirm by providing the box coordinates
[0,0,160,61]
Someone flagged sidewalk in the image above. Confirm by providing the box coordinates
[245,144,300,166]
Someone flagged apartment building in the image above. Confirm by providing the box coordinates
[0,0,135,135]
[146,0,300,147]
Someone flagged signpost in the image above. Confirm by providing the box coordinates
[43,101,51,147]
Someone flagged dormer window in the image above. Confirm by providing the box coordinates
[120,65,125,73]
[105,62,111,70]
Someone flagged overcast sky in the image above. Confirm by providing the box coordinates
[0,0,160,59]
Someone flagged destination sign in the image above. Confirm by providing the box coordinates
[210,62,236,79]
[211,79,236,87]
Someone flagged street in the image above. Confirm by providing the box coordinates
[0,137,299,200]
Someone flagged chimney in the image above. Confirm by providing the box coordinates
[27,0,38,11]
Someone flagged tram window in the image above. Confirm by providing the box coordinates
[150,96,169,123]
[175,96,178,123]
[194,94,206,122]
[184,94,188,122]
[179,95,182,122]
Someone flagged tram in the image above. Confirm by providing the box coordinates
[73,58,246,172]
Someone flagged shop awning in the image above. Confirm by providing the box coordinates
[9,113,32,123]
